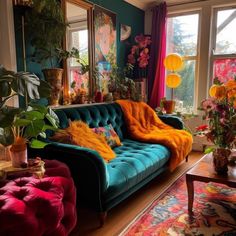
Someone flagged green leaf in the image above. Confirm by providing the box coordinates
[29,138,49,149]
[45,109,59,128]
[24,119,45,138]
[28,103,48,114]
[204,147,215,154]
[42,124,58,131]
[23,110,45,120]
[14,119,31,127]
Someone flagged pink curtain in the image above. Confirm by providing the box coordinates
[148,2,167,108]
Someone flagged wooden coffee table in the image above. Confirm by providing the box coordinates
[186,153,236,213]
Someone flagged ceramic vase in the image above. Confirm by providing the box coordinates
[213,148,231,175]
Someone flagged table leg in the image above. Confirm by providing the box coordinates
[186,174,194,213]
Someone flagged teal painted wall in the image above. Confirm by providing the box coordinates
[14,1,144,73]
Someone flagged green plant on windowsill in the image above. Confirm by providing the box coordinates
[0,65,59,157]
[108,64,136,100]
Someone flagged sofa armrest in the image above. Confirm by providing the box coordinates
[158,115,184,130]
[43,142,109,211]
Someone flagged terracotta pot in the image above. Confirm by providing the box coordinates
[43,68,63,106]
[162,100,176,114]
[10,137,27,168]
[213,148,231,175]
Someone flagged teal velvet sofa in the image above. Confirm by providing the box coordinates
[39,103,184,224]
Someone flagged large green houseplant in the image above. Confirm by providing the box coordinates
[0,65,59,167]
[25,0,67,105]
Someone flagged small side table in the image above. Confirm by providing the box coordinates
[0,159,45,180]
[186,153,236,213]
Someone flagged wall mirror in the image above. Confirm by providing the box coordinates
[62,0,93,104]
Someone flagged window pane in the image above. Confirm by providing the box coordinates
[213,58,236,82]
[70,29,88,67]
[215,8,236,54]
[70,68,89,93]
[167,14,199,56]
[166,60,195,113]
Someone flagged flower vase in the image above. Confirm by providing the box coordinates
[213,148,231,175]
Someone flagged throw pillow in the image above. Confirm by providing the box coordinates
[50,121,116,162]
[92,124,122,148]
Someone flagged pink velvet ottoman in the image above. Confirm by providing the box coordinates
[0,159,77,236]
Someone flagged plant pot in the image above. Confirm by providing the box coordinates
[43,68,63,106]
[162,100,176,114]
[213,148,231,175]
[10,137,27,168]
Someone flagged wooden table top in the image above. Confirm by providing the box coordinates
[186,153,236,188]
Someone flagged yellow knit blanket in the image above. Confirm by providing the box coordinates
[116,100,193,171]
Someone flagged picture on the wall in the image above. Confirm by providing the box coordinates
[120,24,131,41]
[94,5,116,94]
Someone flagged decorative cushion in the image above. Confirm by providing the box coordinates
[50,121,116,162]
[92,124,122,148]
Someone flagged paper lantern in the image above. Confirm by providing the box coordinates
[166,73,182,88]
[164,53,183,71]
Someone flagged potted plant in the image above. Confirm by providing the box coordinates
[0,65,58,167]
[25,0,67,105]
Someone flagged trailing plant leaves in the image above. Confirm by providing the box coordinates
[24,119,45,138]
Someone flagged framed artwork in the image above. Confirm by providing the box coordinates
[120,24,131,41]
[94,5,116,94]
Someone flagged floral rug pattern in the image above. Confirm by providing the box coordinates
[121,175,236,236]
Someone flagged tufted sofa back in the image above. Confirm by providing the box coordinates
[53,102,128,140]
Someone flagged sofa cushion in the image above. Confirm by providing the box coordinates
[105,139,170,201]
[91,124,122,148]
[54,103,127,140]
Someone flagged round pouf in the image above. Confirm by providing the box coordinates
[0,160,77,236]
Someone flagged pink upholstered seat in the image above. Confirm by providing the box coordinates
[0,160,77,236]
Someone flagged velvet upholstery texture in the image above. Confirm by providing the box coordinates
[33,103,185,213]
[0,160,77,236]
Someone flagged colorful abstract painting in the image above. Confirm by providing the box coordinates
[94,5,116,94]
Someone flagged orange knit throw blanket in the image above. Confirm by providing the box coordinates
[116,100,193,171]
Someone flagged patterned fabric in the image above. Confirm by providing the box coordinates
[121,175,236,236]
[92,124,122,148]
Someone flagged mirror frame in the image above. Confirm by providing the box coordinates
[62,0,94,103]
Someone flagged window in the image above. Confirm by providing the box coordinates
[211,7,236,83]
[166,13,199,113]
[67,23,89,94]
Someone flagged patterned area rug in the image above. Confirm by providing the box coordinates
[120,175,236,236]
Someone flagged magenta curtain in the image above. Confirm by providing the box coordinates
[148,2,167,108]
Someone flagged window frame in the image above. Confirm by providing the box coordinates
[166,11,201,112]
[209,5,236,84]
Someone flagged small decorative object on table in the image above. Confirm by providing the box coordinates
[0,157,45,180]
[196,77,236,175]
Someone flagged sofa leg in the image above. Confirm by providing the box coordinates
[99,212,107,227]
[186,155,189,162]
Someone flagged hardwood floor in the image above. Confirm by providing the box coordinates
[71,151,203,236]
